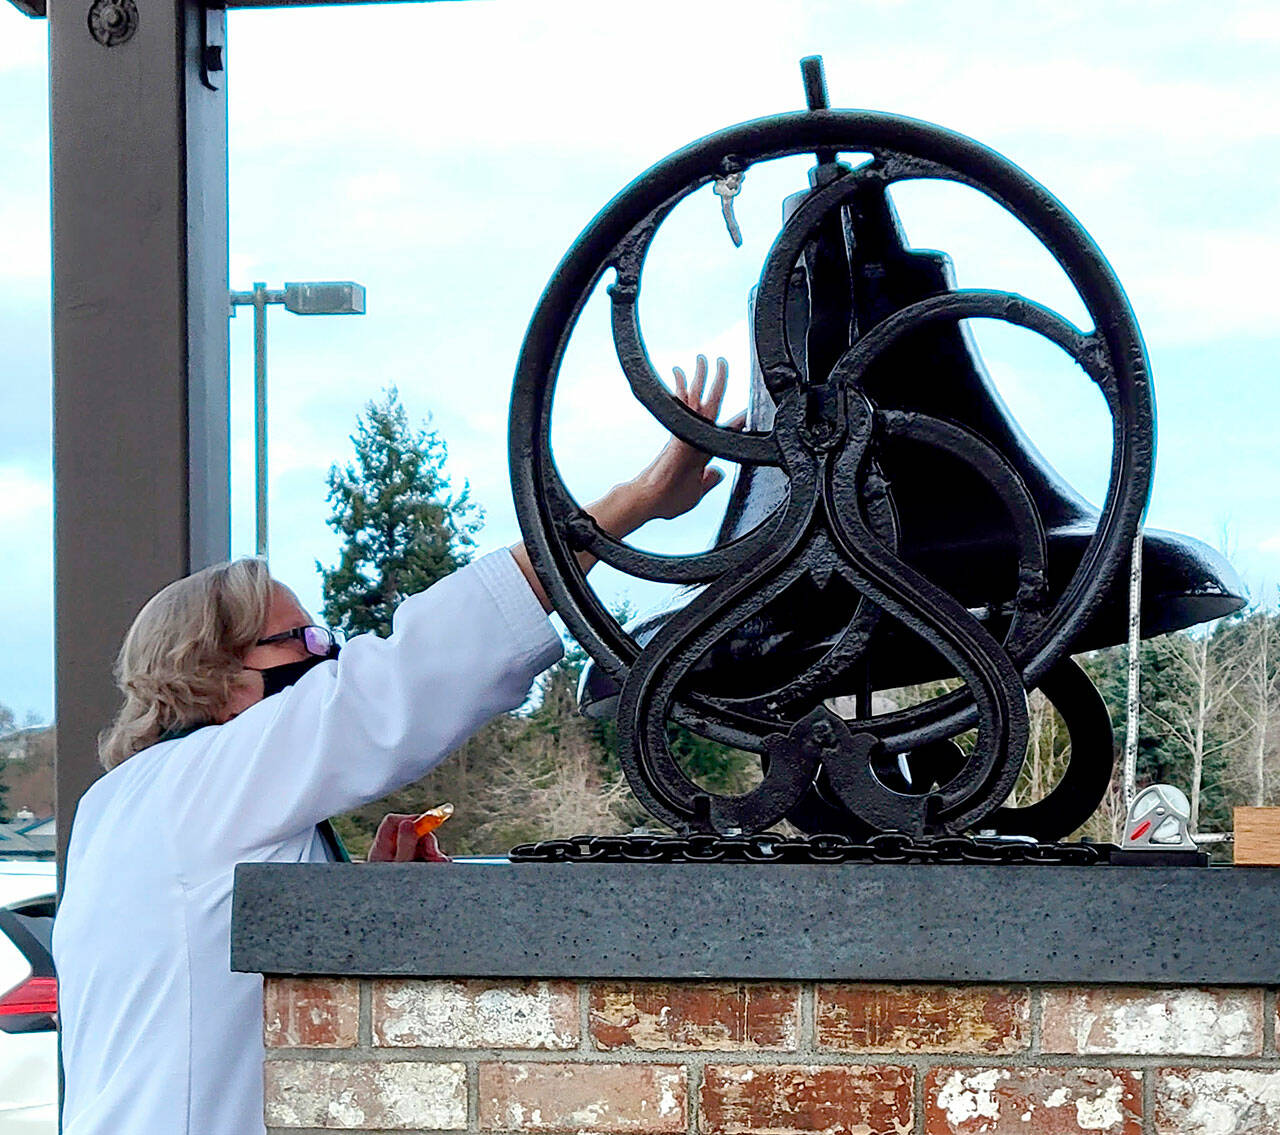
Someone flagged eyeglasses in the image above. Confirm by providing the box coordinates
[255,625,342,658]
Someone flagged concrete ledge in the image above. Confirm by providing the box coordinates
[231,862,1280,985]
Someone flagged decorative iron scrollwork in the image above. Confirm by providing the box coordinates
[510,60,1158,840]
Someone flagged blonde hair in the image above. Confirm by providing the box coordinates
[98,558,276,770]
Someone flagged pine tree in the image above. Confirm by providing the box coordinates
[319,387,482,638]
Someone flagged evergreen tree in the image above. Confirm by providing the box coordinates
[319,387,482,638]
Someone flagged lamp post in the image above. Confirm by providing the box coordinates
[229,281,366,559]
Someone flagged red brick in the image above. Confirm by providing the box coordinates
[590,981,800,1051]
[372,979,578,1049]
[700,1064,912,1135]
[1041,987,1261,1055]
[1155,1067,1280,1133]
[479,1062,686,1132]
[817,984,1029,1054]
[263,977,358,1049]
[924,1066,1141,1135]
[265,1058,465,1129]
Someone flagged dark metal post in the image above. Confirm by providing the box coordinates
[51,0,231,871]
[253,282,269,559]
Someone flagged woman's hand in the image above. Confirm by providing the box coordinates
[366,813,451,862]
[633,355,745,520]
[510,354,743,612]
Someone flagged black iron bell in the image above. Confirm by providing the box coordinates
[580,176,1244,718]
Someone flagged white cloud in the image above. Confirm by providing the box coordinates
[0,206,49,282]
[929,60,1278,147]
[0,465,51,526]
[225,0,1279,171]
[0,10,44,72]
[1229,3,1280,41]
[228,0,805,156]
[1129,227,1280,346]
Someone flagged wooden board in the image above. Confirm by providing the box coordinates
[1233,807,1280,866]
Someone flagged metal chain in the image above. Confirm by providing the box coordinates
[508,833,1116,866]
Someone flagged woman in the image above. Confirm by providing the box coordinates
[53,359,735,1135]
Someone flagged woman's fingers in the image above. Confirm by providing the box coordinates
[368,813,407,860]
[689,354,707,404]
[673,355,730,420]
[368,813,452,862]
[705,357,728,418]
[394,818,420,860]
[416,832,451,862]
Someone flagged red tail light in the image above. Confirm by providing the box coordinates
[0,976,57,1016]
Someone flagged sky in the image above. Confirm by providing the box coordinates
[0,0,1277,721]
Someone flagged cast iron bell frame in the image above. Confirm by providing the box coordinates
[510,105,1154,838]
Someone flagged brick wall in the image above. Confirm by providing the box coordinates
[262,978,1280,1135]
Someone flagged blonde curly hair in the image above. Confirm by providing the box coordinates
[98,558,276,770]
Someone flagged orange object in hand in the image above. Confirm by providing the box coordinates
[412,803,454,838]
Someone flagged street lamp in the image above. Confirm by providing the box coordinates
[229,281,366,560]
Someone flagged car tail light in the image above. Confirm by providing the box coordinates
[0,975,57,1016]
[0,898,57,1033]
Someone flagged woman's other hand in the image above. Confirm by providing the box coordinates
[367,814,451,862]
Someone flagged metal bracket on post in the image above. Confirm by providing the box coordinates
[199,1,226,91]
[87,0,139,46]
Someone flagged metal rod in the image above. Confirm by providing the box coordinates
[854,657,872,720]
[253,282,269,560]
[1122,529,1144,812]
[799,56,837,169]
[800,56,829,110]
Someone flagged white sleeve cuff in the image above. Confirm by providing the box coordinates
[470,548,565,672]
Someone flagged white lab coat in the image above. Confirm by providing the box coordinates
[53,550,563,1135]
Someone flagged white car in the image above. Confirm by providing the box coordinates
[0,860,57,1133]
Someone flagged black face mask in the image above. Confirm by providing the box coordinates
[252,645,340,699]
